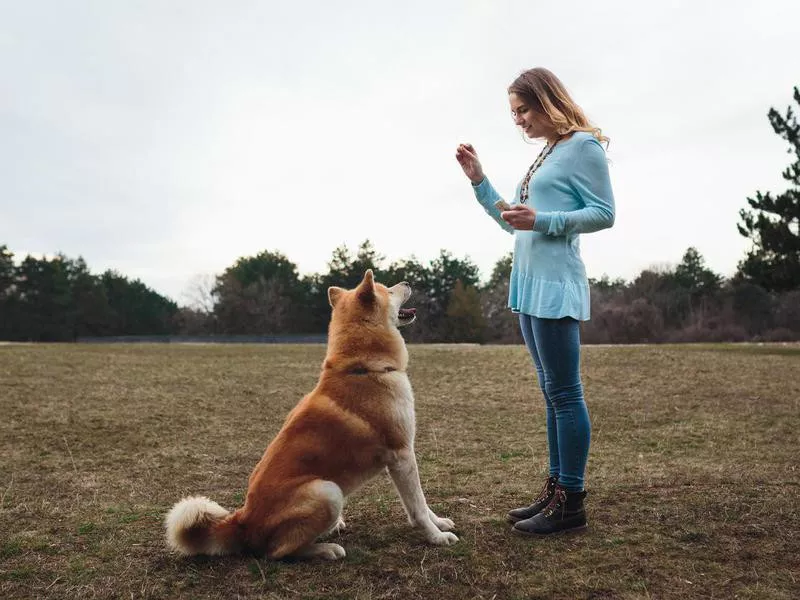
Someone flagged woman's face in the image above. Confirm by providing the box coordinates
[509,92,553,140]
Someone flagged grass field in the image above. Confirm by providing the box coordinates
[1,342,798,599]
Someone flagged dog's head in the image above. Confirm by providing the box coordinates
[327,270,416,329]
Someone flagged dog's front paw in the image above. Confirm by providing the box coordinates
[432,516,455,531]
[428,531,459,546]
[427,507,455,531]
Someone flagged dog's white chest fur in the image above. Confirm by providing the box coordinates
[385,371,416,445]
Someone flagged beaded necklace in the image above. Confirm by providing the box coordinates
[519,139,559,204]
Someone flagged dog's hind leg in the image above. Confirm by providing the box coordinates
[265,480,346,561]
[291,541,346,560]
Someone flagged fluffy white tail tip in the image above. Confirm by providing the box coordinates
[164,496,230,555]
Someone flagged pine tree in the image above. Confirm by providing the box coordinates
[674,247,721,296]
[737,87,800,291]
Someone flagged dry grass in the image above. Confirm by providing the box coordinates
[0,342,798,599]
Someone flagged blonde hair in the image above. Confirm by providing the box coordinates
[508,67,608,145]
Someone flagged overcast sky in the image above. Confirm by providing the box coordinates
[1,1,798,303]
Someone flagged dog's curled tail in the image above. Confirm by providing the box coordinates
[165,496,241,556]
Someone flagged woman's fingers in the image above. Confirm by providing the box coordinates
[460,147,478,160]
[501,205,535,230]
[456,148,478,168]
[455,144,482,183]
[457,143,477,157]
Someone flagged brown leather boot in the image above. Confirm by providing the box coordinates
[511,484,587,536]
[506,475,558,524]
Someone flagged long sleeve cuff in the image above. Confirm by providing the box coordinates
[532,211,555,234]
[472,177,514,234]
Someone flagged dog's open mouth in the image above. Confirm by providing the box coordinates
[398,307,417,326]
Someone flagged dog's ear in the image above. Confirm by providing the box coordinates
[356,269,375,304]
[328,286,345,307]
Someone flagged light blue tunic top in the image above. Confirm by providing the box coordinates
[472,131,615,320]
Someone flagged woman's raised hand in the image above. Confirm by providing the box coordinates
[455,143,485,184]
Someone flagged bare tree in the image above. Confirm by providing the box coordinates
[181,273,217,314]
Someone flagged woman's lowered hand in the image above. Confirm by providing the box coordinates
[501,204,536,230]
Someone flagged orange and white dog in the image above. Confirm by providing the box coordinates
[165,270,458,560]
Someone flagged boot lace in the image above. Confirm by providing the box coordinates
[541,487,567,518]
[534,476,557,504]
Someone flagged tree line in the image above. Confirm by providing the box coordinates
[1,87,798,343]
[1,240,797,344]
[0,249,178,341]
[187,241,800,343]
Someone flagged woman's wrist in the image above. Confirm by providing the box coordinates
[470,176,485,186]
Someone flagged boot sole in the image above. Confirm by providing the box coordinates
[506,508,549,524]
[506,513,548,524]
[511,523,588,538]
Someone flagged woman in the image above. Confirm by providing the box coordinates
[455,67,615,536]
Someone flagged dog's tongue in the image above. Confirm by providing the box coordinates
[399,308,416,318]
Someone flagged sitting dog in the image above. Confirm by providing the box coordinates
[165,270,458,560]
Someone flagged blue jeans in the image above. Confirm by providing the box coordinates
[519,314,590,492]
